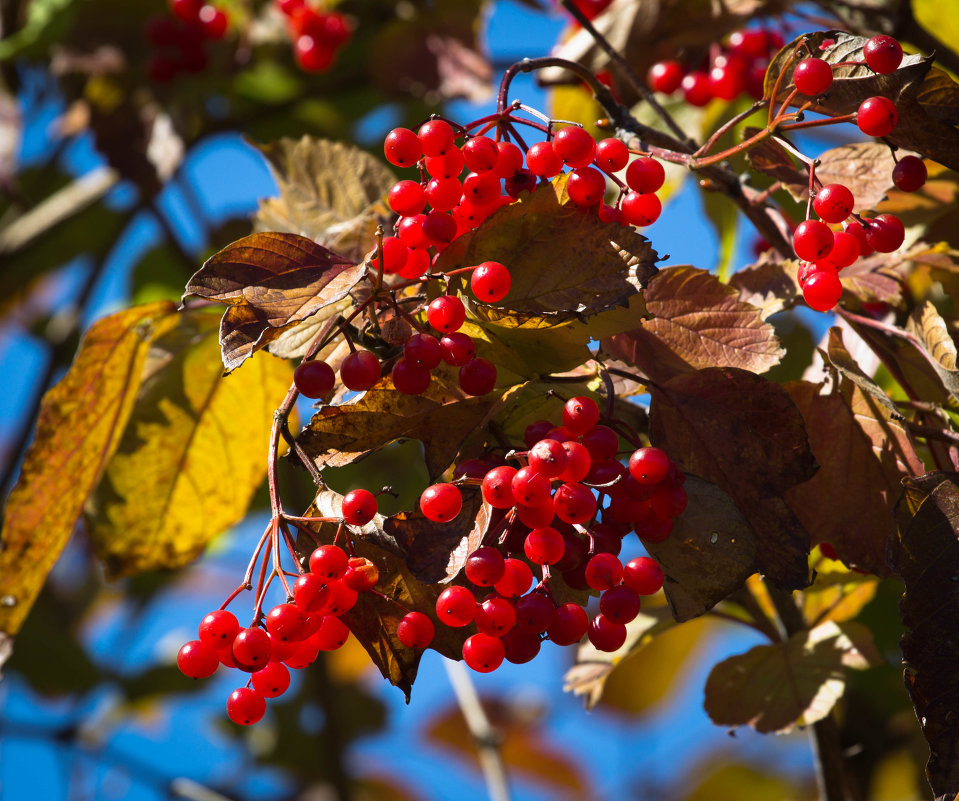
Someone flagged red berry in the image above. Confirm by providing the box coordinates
[567,167,606,207]
[844,221,875,258]
[404,333,442,369]
[857,96,898,138]
[623,556,664,594]
[793,219,835,262]
[232,627,272,672]
[418,119,456,157]
[463,633,505,672]
[340,350,381,391]
[647,60,684,94]
[863,34,903,74]
[557,441,592,483]
[681,71,713,106]
[599,585,640,624]
[475,596,516,636]
[420,482,463,522]
[295,35,335,72]
[865,213,905,252]
[391,358,431,395]
[708,54,747,100]
[562,396,599,435]
[343,556,379,592]
[465,546,506,587]
[198,609,240,646]
[528,437,568,479]
[502,627,541,664]
[728,29,781,58]
[494,558,534,597]
[793,57,833,95]
[515,592,555,634]
[524,526,565,565]
[584,552,623,591]
[547,602,589,645]
[493,141,525,179]
[370,236,409,274]
[389,180,427,216]
[526,141,564,177]
[265,603,305,642]
[594,138,630,172]
[342,488,377,526]
[553,482,597,525]
[552,127,596,168]
[226,687,266,725]
[308,544,348,579]
[581,425,619,460]
[511,465,552,507]
[628,447,670,484]
[171,0,202,22]
[620,192,662,227]
[802,268,843,311]
[425,149,465,180]
[436,585,476,627]
[425,177,463,211]
[823,230,860,269]
[482,465,517,508]
[397,611,435,648]
[384,127,422,168]
[396,214,428,249]
[294,360,335,399]
[177,639,219,678]
[252,662,291,698]
[505,168,536,199]
[427,295,466,333]
[813,183,854,224]
[471,261,511,302]
[459,357,497,396]
[462,136,499,172]
[625,157,665,194]
[588,614,627,651]
[314,615,350,650]
[439,332,476,366]
[198,5,228,38]
[892,156,926,192]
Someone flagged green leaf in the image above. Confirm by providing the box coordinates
[0,301,178,636]
[183,232,363,372]
[703,620,881,733]
[649,367,817,590]
[890,472,959,798]
[86,309,294,577]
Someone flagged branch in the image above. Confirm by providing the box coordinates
[445,659,512,801]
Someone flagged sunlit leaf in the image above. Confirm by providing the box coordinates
[815,142,897,212]
[703,620,881,733]
[650,367,817,589]
[802,566,878,626]
[0,301,178,636]
[891,472,959,798]
[906,301,959,397]
[87,310,294,577]
[728,255,801,320]
[183,231,363,371]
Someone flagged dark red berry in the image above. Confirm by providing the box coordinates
[892,156,926,192]
[427,295,466,333]
[294,360,336,399]
[391,358,431,395]
[547,602,589,645]
[459,357,497,396]
[340,350,381,391]
[623,556,664,595]
[588,614,627,652]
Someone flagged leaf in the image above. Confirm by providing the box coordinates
[703,620,881,733]
[645,477,758,620]
[823,326,901,417]
[183,232,363,372]
[743,128,806,190]
[436,176,658,316]
[649,367,817,589]
[295,382,507,482]
[728,255,801,319]
[802,567,878,626]
[784,379,922,576]
[890,473,959,797]
[838,245,917,305]
[253,136,396,262]
[766,31,959,171]
[906,301,959,397]
[86,310,294,577]
[0,301,178,636]
[602,266,784,384]
[815,142,897,212]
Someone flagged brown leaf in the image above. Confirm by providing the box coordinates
[437,176,658,316]
[766,31,959,171]
[0,301,178,636]
[649,367,817,589]
[824,326,900,418]
[728,255,801,319]
[815,142,897,212]
[743,128,806,190]
[906,301,959,396]
[703,620,880,733]
[645,477,758,620]
[602,266,784,384]
[295,384,505,482]
[183,232,362,372]
[890,472,959,797]
[784,379,922,575]
[838,245,916,305]
[253,137,395,263]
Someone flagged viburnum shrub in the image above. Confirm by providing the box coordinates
[8,6,959,799]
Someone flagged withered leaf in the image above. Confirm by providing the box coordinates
[645,477,758,621]
[704,620,880,733]
[602,266,784,384]
[890,473,959,797]
[815,142,897,212]
[183,232,362,372]
[906,301,959,398]
[649,367,817,589]
[766,32,959,171]
[784,379,922,576]
[436,176,658,316]
[743,128,806,190]
[728,255,801,320]
[838,244,916,305]
[824,326,900,418]
[0,301,179,636]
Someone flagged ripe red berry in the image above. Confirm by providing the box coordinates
[404,333,442,369]
[625,157,666,194]
[526,141,564,178]
[515,592,555,634]
[547,602,589,645]
[511,466,552,507]
[581,425,619,460]
[391,358,431,394]
[892,156,927,192]
[425,149,465,180]
[459,357,497,396]
[562,396,599,435]
[553,482,597,525]
[389,180,427,216]
[600,585,641,624]
[314,615,350,650]
[557,441,592,483]
[623,556,664,595]
[620,192,662,227]
[493,141,524,178]
[462,171,501,208]
[295,35,335,72]
[471,261,511,302]
[418,119,456,157]
[524,526,565,565]
[863,34,903,74]
[465,546,506,587]
[681,70,712,106]
[420,482,463,522]
[370,236,409,274]
[865,213,905,252]
[340,350,381,391]
[342,488,377,526]
[463,633,505,672]
[802,268,843,312]
[294,359,335,399]
[252,662,291,698]
[728,28,782,58]
[427,295,466,333]
[475,596,516,637]
[397,611,435,648]
[552,126,596,168]
[439,332,476,366]
[857,96,898,138]
[265,603,305,642]
[384,127,422,168]
[227,687,266,725]
[198,609,240,646]
[171,0,202,22]
[502,627,541,664]
[584,552,623,590]
[594,137,630,173]
[844,221,875,258]
[528,437,568,479]
[343,556,379,592]
[628,446,670,484]
[567,167,607,207]
[793,57,833,95]
[177,639,219,678]
[198,5,228,38]
[793,219,835,262]
[494,558,534,597]
[482,465,517,508]
[647,60,684,94]
[823,230,860,269]
[308,544,349,579]
[813,183,855,224]
[436,585,477,627]
[232,626,272,672]
[588,614,627,652]
[462,136,499,172]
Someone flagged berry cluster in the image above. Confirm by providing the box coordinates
[393,395,685,672]
[789,35,920,312]
[145,0,229,83]
[275,0,352,73]
[647,28,785,106]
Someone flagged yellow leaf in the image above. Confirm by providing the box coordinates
[87,309,294,577]
[0,301,178,635]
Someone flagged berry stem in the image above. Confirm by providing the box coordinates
[693,98,766,160]
[779,113,857,131]
[767,40,805,127]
